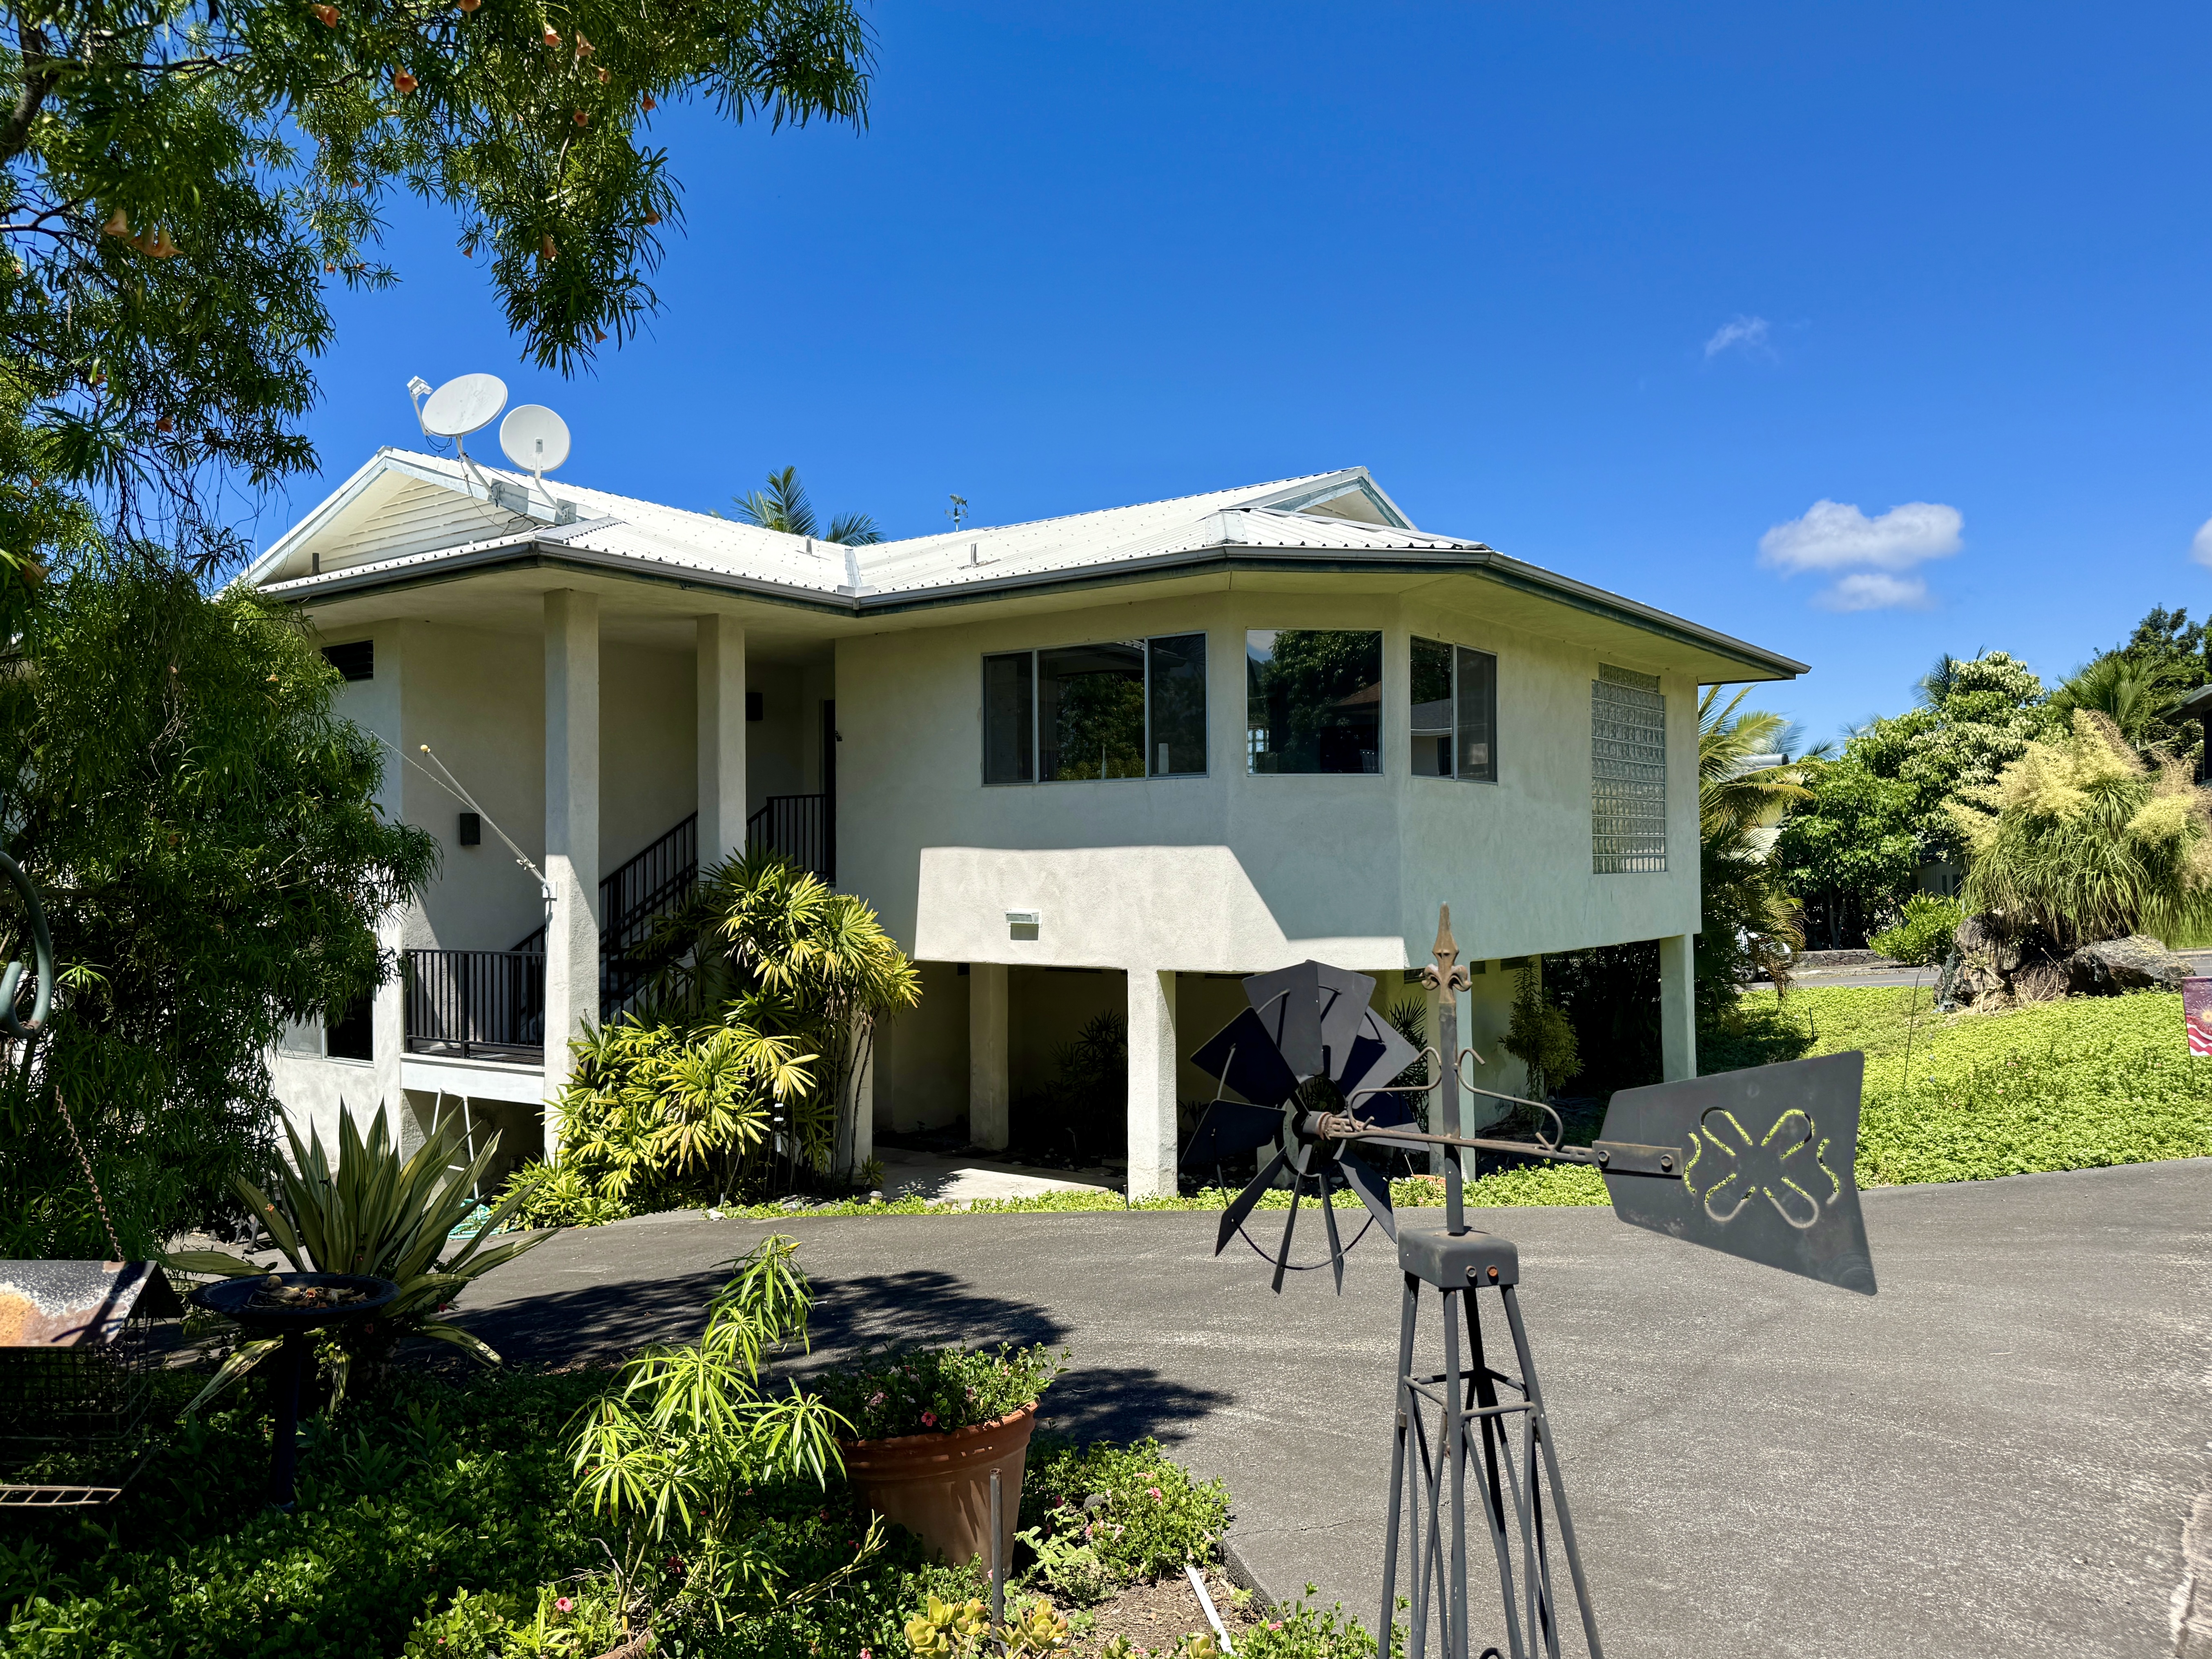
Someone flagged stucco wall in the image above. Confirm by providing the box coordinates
[835,586,1702,978]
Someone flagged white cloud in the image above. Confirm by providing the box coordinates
[2191,515,2212,567]
[1704,315,1773,359]
[1815,572,1932,612]
[1758,499,1963,574]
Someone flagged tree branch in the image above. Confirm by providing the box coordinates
[0,25,60,167]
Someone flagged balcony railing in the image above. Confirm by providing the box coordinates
[747,793,831,882]
[405,949,545,1060]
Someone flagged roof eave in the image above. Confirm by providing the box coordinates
[262,532,1804,681]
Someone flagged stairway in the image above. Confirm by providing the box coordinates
[511,812,699,1015]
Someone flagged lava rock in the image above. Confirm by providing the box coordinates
[2065,934,2191,995]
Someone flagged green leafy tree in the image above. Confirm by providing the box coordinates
[2052,606,2212,764]
[1695,686,1807,1006]
[0,0,874,567]
[1950,709,2212,948]
[1775,649,2052,945]
[0,564,436,1257]
[1499,962,1578,1104]
[731,465,882,546]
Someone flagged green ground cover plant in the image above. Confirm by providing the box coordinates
[814,1343,1065,1440]
[1742,986,2212,1185]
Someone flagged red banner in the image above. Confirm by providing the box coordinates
[2187,977,2212,1058]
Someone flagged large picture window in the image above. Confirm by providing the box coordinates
[1410,637,1497,782]
[983,633,1208,785]
[1246,630,1383,775]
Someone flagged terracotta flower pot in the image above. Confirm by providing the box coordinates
[840,1403,1038,1568]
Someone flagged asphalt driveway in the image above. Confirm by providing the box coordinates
[454,1159,2212,1659]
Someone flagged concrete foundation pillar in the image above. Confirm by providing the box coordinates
[969,963,1009,1150]
[1127,968,1178,1198]
[1659,932,1696,1082]
[696,615,747,864]
[543,590,601,1154]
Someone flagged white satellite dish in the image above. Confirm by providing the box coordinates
[418,373,508,439]
[499,405,571,476]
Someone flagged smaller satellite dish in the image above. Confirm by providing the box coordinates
[419,373,508,439]
[499,405,571,475]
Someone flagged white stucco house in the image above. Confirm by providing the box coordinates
[246,449,1805,1197]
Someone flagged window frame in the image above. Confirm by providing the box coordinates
[981,631,1210,786]
[1409,635,1499,785]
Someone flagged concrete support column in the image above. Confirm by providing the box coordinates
[969,963,1010,1150]
[1659,932,1697,1082]
[696,615,747,864]
[1127,968,1178,1198]
[543,590,601,1154]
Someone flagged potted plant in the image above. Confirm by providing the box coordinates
[813,1343,1065,1569]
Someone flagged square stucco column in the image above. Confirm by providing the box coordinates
[543,590,601,1153]
[1659,933,1696,1082]
[697,615,747,863]
[1127,969,1178,1198]
[969,963,1009,1150]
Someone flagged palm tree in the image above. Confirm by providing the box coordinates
[2050,651,2175,755]
[1698,686,1809,995]
[730,466,883,546]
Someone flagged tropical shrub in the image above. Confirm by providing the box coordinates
[1870,894,1963,966]
[636,850,920,1179]
[1949,709,2212,948]
[1020,1436,1233,1582]
[811,1343,1065,1441]
[540,1015,815,1211]
[1500,963,1579,1104]
[165,1101,543,1410]
[568,1235,876,1635]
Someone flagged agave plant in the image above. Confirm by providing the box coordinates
[165,1100,545,1412]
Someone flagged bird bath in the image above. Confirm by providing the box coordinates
[189,1272,399,1508]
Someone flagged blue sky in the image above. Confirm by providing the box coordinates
[292,0,2212,745]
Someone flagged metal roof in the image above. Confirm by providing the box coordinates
[245,452,1808,680]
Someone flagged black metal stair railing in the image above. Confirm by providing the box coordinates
[745,793,831,882]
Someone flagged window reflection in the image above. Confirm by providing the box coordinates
[1246,630,1383,775]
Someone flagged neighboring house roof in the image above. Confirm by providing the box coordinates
[245,449,1807,681]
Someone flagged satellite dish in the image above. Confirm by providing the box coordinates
[499,405,571,476]
[419,373,508,439]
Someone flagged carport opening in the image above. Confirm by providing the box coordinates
[1007,966,1127,1166]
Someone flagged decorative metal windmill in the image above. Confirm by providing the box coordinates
[1183,907,1876,1659]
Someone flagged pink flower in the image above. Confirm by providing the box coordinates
[861,1650,873,1659]
[921,1410,938,1427]
[1148,1487,1163,1499]
[555,1597,572,1614]
[868,1391,886,1408]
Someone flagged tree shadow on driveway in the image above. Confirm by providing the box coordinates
[450,1259,1233,1449]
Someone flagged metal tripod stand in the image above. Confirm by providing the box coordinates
[1379,925,1601,1659]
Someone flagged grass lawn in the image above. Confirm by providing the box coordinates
[1755,985,2212,1187]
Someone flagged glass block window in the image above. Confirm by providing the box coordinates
[1591,664,1666,873]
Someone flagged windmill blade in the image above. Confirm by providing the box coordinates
[1597,1051,1876,1295]
[1337,1148,1398,1240]
[1271,1174,1304,1295]
[1191,1008,1302,1107]
[1318,1173,1347,1294]
[1242,962,1327,1079]
[1182,1100,1286,1168]
[1216,1148,1288,1256]
[1313,964,1377,1078]
[1334,1007,1421,1102]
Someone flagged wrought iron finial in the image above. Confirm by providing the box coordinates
[1422,904,1471,994]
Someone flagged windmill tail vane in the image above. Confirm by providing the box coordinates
[1183,914,1876,1297]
